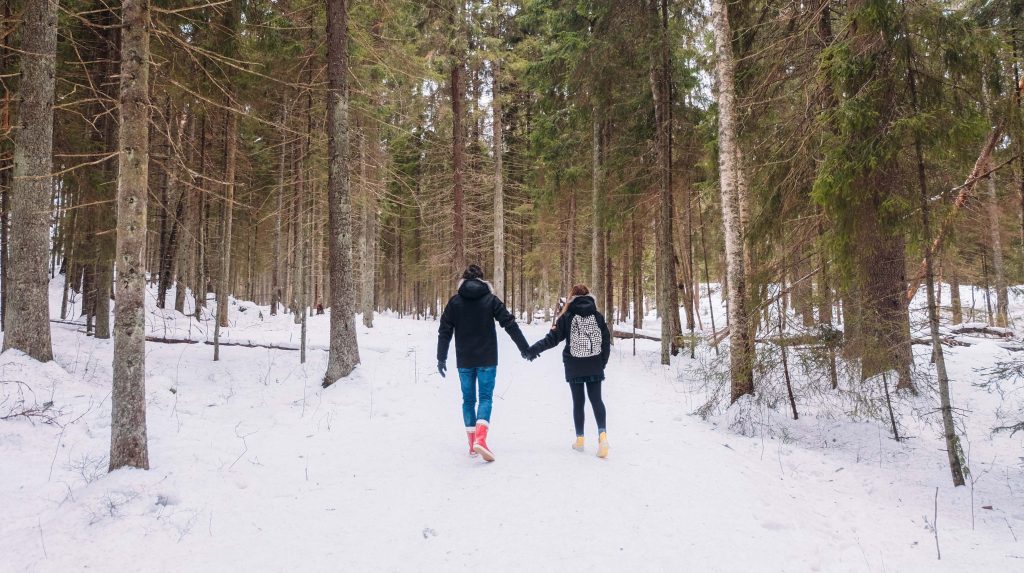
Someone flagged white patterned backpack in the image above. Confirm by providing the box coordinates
[569,314,602,358]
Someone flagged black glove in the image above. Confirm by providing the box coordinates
[437,360,447,378]
[522,350,537,362]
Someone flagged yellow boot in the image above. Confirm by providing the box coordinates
[597,432,609,458]
[572,436,585,452]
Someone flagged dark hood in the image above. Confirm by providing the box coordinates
[567,294,597,316]
[458,278,493,300]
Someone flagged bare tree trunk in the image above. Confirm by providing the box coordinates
[0,0,11,331]
[949,256,962,324]
[632,213,643,329]
[271,102,286,316]
[591,115,605,313]
[217,113,237,329]
[563,180,577,296]
[492,48,505,299]
[110,0,150,471]
[908,58,965,484]
[605,229,613,323]
[650,0,679,364]
[619,237,630,324]
[3,0,57,362]
[194,114,207,318]
[176,110,196,315]
[323,0,360,387]
[986,159,1008,327]
[711,0,753,401]
[450,3,465,273]
[361,118,378,328]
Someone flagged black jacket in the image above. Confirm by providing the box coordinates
[437,279,529,368]
[528,295,611,380]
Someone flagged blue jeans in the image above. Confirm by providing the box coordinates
[458,366,496,427]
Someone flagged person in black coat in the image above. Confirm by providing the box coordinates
[525,283,611,458]
[437,264,529,461]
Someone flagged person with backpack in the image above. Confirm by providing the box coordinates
[437,264,531,462]
[523,284,611,458]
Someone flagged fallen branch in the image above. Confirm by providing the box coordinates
[0,381,61,425]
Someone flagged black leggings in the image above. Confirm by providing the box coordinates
[570,381,607,436]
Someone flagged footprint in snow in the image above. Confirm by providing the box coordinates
[422,527,437,539]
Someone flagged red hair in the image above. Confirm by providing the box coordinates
[553,284,591,325]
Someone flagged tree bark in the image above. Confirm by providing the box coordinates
[194,114,207,317]
[591,115,605,314]
[986,159,1008,327]
[650,0,680,365]
[271,101,287,316]
[0,0,11,332]
[949,256,962,324]
[492,48,506,299]
[711,0,754,401]
[323,0,360,387]
[109,0,151,471]
[217,112,237,329]
[450,3,466,273]
[632,213,643,329]
[3,0,57,362]
[907,56,965,484]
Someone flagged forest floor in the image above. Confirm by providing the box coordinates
[1,281,1022,572]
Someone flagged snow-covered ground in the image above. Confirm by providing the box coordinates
[1,280,1022,572]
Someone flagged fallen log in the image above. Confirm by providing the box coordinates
[911,337,972,348]
[613,330,661,342]
[950,325,1014,339]
[144,336,318,351]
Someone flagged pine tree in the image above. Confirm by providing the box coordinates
[109,0,152,471]
[323,0,360,387]
[3,0,57,362]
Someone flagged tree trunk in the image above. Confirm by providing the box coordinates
[3,0,57,362]
[949,256,962,324]
[987,159,1008,327]
[217,112,237,329]
[362,117,379,328]
[323,0,360,387]
[450,3,466,273]
[632,213,643,329]
[492,50,505,299]
[591,115,605,313]
[562,177,576,297]
[109,0,151,471]
[194,114,207,318]
[711,0,754,401]
[650,0,680,365]
[175,110,195,314]
[907,55,965,484]
[0,0,11,331]
[271,101,287,316]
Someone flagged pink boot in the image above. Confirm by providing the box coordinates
[466,428,478,456]
[472,420,495,462]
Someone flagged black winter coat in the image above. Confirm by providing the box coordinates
[437,279,530,369]
[528,295,611,380]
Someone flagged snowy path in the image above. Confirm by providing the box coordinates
[2,302,1023,571]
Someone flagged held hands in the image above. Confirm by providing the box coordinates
[437,360,447,378]
[522,349,538,362]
